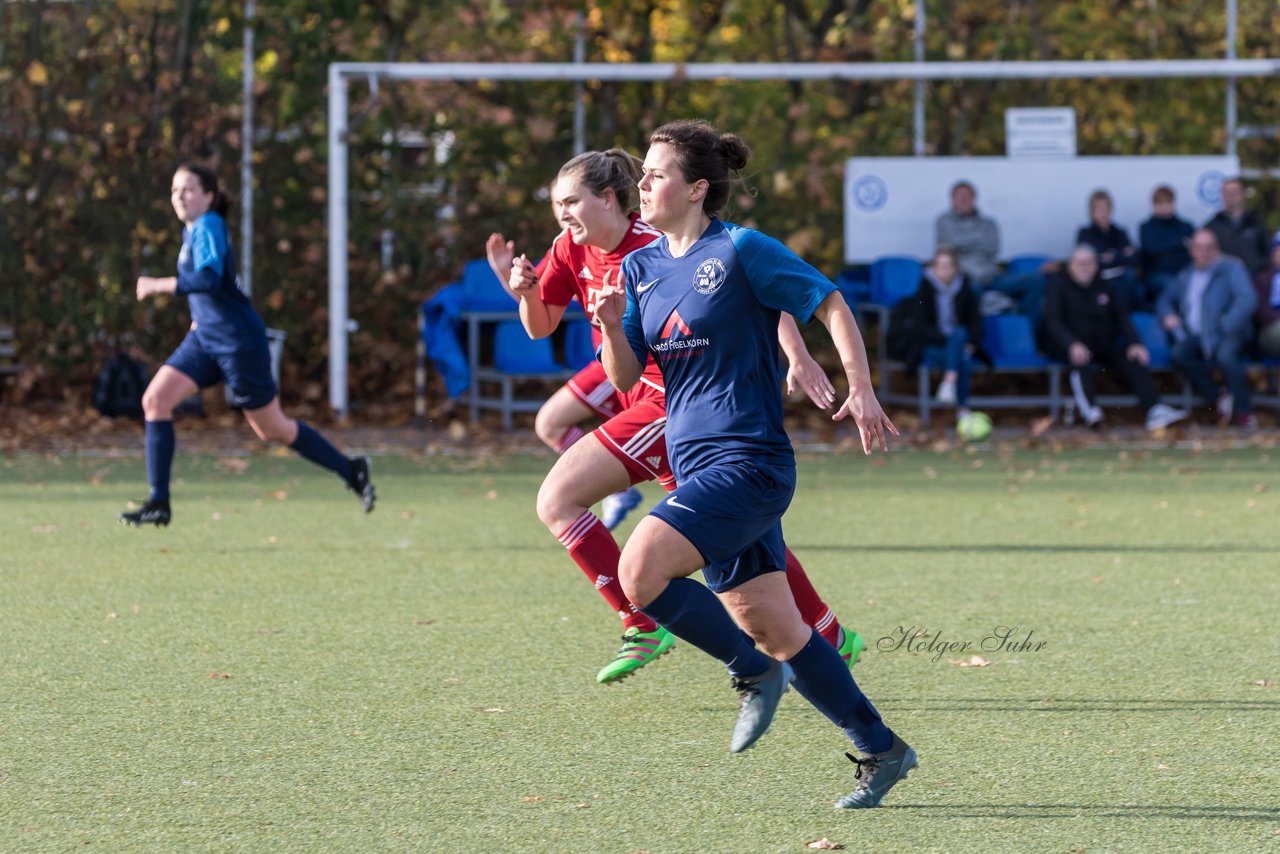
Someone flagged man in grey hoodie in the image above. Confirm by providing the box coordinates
[1157,228,1258,428]
[935,181,1000,287]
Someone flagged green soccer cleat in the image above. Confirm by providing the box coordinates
[838,629,866,669]
[596,626,676,684]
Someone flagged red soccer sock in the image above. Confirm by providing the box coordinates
[557,511,657,633]
[784,548,843,648]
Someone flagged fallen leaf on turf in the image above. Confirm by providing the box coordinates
[522,796,543,803]
[486,490,498,500]
[400,510,414,520]
[1251,679,1277,687]
[1157,764,1169,769]
[1030,416,1053,436]
[270,491,288,500]
[218,457,250,473]
[807,839,845,850]
[208,672,231,679]
[1254,483,1268,493]
[32,525,57,533]
[1092,576,1104,584]
[414,620,435,626]
[950,655,992,668]
[481,707,504,713]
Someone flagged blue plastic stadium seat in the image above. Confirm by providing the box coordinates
[460,258,515,312]
[1128,312,1171,369]
[869,256,922,307]
[1005,254,1052,277]
[563,320,598,370]
[494,321,563,374]
[835,268,872,306]
[983,314,1049,368]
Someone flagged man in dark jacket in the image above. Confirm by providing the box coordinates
[1076,190,1140,311]
[1157,228,1259,428]
[889,247,985,416]
[1204,177,1270,274]
[1044,245,1186,431]
[1138,185,1194,308]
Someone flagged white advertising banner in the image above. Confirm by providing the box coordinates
[843,156,1240,264]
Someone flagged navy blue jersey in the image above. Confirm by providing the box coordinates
[176,212,265,354]
[618,219,835,482]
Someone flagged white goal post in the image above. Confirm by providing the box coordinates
[326,58,1280,418]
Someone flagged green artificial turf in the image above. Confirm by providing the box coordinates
[2,446,1278,853]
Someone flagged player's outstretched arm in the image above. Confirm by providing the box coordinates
[777,313,836,409]
[136,276,178,300]
[595,271,642,393]
[811,291,898,454]
[485,232,521,303]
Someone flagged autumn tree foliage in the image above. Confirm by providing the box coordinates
[2,1,1276,409]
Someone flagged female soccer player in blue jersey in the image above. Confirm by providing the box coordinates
[595,121,916,808]
[119,163,375,527]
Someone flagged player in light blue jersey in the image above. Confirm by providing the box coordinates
[119,163,374,527]
[596,120,915,809]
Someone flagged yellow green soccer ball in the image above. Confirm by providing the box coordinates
[956,411,993,442]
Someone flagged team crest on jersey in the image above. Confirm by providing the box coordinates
[692,258,726,295]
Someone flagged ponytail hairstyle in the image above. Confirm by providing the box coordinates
[175,161,230,218]
[556,148,643,212]
[649,120,751,216]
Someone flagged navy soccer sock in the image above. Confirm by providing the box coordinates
[145,419,175,502]
[289,421,354,483]
[788,629,894,754]
[639,578,770,678]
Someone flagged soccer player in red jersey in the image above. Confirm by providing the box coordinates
[484,238,642,530]
[501,149,864,683]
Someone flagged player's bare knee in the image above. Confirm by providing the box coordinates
[141,388,169,420]
[617,553,653,607]
[535,479,574,532]
[532,410,562,450]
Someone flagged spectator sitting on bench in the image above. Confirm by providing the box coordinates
[935,180,999,288]
[1205,177,1271,275]
[1077,189,1141,312]
[1157,228,1258,428]
[1254,234,1280,359]
[1043,245,1186,432]
[888,246,985,418]
[1139,185,1194,311]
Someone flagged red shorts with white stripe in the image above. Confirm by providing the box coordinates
[592,399,675,491]
[565,361,623,419]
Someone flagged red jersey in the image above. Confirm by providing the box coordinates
[538,213,666,406]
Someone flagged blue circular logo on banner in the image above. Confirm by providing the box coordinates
[852,175,888,212]
[1196,170,1226,207]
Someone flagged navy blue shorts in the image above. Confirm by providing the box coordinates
[648,459,795,593]
[166,331,277,410]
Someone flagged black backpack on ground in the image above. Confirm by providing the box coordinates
[92,352,150,418]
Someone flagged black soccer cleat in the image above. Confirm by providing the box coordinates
[348,456,376,514]
[119,498,171,528]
